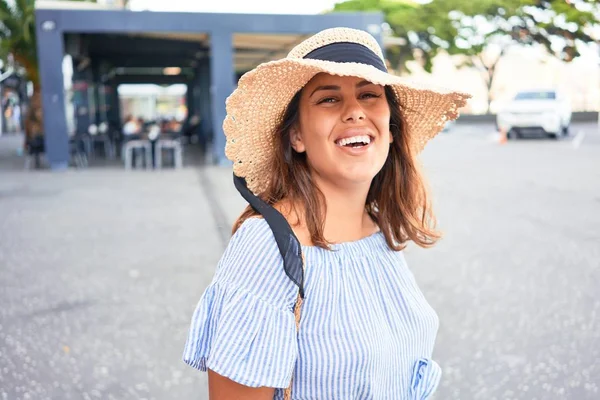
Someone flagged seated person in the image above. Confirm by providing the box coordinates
[122,115,141,141]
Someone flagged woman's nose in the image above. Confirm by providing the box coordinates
[342,99,366,122]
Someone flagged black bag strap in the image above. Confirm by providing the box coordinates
[233,174,305,299]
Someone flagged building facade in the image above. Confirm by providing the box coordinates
[34,6,384,169]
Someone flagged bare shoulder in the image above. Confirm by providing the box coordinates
[272,200,312,246]
[236,200,312,246]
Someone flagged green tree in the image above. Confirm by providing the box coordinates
[333,0,600,112]
[1,0,43,140]
[0,0,95,141]
[449,0,599,111]
[333,0,458,73]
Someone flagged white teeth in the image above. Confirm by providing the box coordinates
[337,135,371,146]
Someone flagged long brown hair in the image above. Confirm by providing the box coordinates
[233,85,441,251]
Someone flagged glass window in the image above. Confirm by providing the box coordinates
[515,91,556,100]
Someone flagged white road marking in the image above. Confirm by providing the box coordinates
[572,130,586,149]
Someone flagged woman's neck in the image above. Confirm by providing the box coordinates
[275,177,379,246]
[316,178,378,244]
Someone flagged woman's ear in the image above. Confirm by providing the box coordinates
[290,127,306,153]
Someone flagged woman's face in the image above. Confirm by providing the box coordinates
[292,73,392,189]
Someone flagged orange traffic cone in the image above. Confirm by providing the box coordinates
[498,128,507,144]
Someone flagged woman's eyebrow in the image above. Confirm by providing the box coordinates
[309,81,376,97]
[356,80,375,88]
[310,85,340,97]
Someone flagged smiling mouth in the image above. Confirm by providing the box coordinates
[335,134,373,148]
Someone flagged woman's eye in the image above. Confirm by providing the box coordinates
[317,97,337,104]
[360,92,381,99]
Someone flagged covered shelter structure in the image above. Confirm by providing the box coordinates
[34,4,384,169]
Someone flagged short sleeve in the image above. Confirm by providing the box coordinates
[410,358,442,399]
[182,218,299,388]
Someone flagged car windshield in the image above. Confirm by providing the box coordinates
[515,91,556,100]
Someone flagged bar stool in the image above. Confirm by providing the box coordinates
[123,140,152,170]
[156,139,183,169]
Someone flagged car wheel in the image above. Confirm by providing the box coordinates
[549,132,561,140]
[507,129,519,140]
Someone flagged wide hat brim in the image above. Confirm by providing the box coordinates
[224,57,471,195]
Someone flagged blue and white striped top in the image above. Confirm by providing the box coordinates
[183,217,441,399]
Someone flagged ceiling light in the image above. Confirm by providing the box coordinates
[163,67,181,75]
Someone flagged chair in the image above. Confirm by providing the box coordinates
[75,132,93,160]
[89,123,115,160]
[156,138,183,169]
[24,135,45,170]
[180,115,201,145]
[69,138,88,168]
[106,123,122,158]
[123,140,152,170]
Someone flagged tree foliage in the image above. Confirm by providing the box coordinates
[0,0,39,87]
[0,0,96,88]
[449,0,598,110]
[1,0,95,139]
[333,0,599,110]
[333,0,458,72]
[334,0,598,68]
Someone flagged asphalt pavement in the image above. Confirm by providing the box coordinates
[0,122,599,399]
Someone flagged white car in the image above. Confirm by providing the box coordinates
[497,90,572,139]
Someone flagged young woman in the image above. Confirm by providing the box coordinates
[183,27,470,399]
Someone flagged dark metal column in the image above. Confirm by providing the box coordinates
[72,61,94,135]
[209,31,234,165]
[105,80,121,129]
[196,58,212,155]
[0,83,5,136]
[186,81,195,120]
[91,63,102,125]
[36,18,69,170]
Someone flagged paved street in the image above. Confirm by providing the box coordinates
[1,122,599,399]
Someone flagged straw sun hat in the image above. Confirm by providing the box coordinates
[224,27,471,195]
